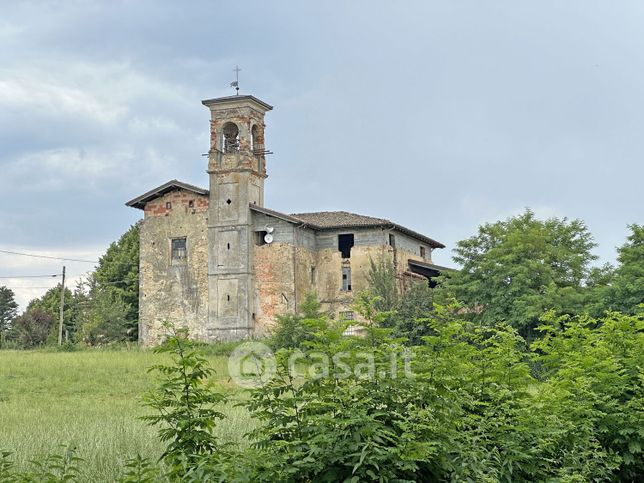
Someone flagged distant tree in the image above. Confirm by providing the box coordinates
[80,292,131,345]
[0,286,18,347]
[9,309,55,348]
[437,209,597,338]
[84,224,140,341]
[608,224,644,313]
[27,284,76,342]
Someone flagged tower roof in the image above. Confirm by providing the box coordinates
[201,95,273,111]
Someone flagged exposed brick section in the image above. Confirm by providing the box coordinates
[144,190,209,217]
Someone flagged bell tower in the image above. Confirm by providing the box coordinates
[201,94,273,340]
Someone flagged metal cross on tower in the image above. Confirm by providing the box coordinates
[230,65,241,95]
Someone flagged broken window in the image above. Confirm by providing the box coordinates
[338,234,354,258]
[389,234,396,248]
[171,238,187,261]
[341,266,352,291]
[222,122,240,153]
[256,230,268,246]
[420,246,426,258]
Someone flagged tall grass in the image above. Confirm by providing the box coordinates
[0,349,253,482]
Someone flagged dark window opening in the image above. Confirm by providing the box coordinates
[226,198,232,205]
[420,246,426,258]
[227,294,230,302]
[389,234,396,247]
[188,200,194,208]
[171,238,187,261]
[310,266,316,284]
[341,266,352,291]
[338,234,354,258]
[256,231,268,246]
[166,202,172,209]
[227,242,231,250]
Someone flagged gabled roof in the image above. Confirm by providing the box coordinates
[251,206,445,249]
[126,180,209,210]
[126,181,444,248]
[290,211,390,229]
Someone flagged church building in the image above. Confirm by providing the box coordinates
[126,94,446,344]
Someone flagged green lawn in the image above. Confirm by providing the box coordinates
[0,349,252,481]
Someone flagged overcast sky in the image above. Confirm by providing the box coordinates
[1,0,642,310]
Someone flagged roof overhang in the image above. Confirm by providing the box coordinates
[125,180,209,210]
[201,95,273,112]
[408,259,454,278]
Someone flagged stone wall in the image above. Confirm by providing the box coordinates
[139,189,209,345]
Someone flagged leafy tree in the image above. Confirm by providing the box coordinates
[26,284,76,342]
[270,292,328,350]
[9,309,55,348]
[79,292,131,345]
[366,255,399,311]
[609,224,644,313]
[366,256,437,344]
[84,224,140,342]
[0,286,18,347]
[437,209,597,338]
[143,325,226,477]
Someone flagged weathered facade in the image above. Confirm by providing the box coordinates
[127,94,447,345]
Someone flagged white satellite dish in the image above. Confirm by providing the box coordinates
[264,233,274,244]
[265,225,274,234]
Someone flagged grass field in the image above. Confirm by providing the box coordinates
[0,349,253,481]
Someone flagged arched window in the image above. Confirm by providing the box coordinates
[221,122,239,153]
[251,125,258,152]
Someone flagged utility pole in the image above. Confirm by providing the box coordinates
[58,266,65,345]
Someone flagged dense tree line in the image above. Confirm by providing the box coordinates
[0,224,139,348]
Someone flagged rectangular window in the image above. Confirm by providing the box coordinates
[310,266,316,284]
[255,230,268,246]
[171,238,187,261]
[338,234,354,258]
[166,201,172,209]
[420,246,426,258]
[389,234,396,247]
[188,200,194,208]
[341,266,352,291]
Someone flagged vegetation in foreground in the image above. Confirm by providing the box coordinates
[1,301,642,482]
[0,349,249,482]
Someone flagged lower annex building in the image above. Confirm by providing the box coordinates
[126,93,447,344]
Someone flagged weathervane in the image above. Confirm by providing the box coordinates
[230,65,241,95]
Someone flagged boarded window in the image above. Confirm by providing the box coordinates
[171,238,187,261]
[341,266,352,291]
[338,234,354,258]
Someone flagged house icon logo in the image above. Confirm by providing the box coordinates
[228,342,277,388]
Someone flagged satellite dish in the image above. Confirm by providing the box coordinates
[264,234,274,244]
[265,225,274,234]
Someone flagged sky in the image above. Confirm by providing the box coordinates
[1,0,642,310]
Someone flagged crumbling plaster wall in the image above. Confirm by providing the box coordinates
[139,190,209,345]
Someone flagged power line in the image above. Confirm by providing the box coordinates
[0,249,98,264]
[0,274,60,279]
